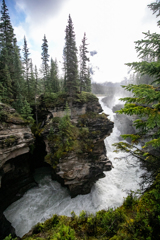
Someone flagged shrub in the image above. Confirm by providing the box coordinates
[51,225,76,240]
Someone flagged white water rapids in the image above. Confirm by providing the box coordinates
[4,97,146,237]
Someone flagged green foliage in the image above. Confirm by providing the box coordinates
[79,33,91,92]
[113,3,160,186]
[75,91,97,103]
[21,175,160,240]
[51,225,76,240]
[123,191,139,209]
[63,15,79,95]
[49,58,60,94]
[43,91,97,109]
[41,34,50,93]
[45,114,78,166]
[3,234,16,240]
[31,123,44,137]
[96,208,126,238]
[20,99,34,123]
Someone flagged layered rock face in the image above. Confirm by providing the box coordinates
[39,93,114,197]
[0,103,35,238]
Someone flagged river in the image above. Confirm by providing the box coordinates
[4,97,145,237]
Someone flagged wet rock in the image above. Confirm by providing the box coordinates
[0,103,35,239]
[40,94,114,197]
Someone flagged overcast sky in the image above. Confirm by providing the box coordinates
[3,0,160,83]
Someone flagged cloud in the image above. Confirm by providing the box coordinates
[15,0,68,24]
[10,0,160,83]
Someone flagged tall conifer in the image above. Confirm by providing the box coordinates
[63,15,79,96]
[50,58,59,93]
[0,0,15,103]
[41,34,50,93]
[22,36,30,100]
[79,33,90,92]
[114,1,160,183]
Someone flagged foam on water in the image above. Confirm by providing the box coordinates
[4,97,145,237]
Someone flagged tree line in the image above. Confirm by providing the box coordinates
[0,0,91,116]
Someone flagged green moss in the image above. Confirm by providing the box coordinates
[43,92,68,108]
[1,135,17,147]
[43,92,98,108]
[45,153,59,168]
[0,104,26,124]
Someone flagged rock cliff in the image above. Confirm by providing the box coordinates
[38,92,114,197]
[0,103,35,239]
[0,93,114,238]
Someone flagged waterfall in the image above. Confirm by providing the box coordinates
[4,97,146,237]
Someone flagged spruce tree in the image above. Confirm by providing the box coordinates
[50,58,59,93]
[29,59,36,102]
[34,65,39,125]
[41,34,50,93]
[114,1,160,184]
[0,0,15,103]
[22,36,30,100]
[63,15,79,97]
[86,67,91,92]
[12,38,25,112]
[79,33,90,92]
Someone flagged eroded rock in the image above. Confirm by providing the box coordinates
[0,103,35,239]
[40,93,114,197]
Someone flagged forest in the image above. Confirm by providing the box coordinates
[1,0,160,239]
[0,0,91,124]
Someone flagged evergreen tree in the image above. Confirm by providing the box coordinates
[12,38,25,112]
[63,15,79,96]
[86,67,91,92]
[148,1,160,27]
[50,58,59,93]
[0,0,15,103]
[41,34,50,93]
[79,33,90,91]
[29,59,36,102]
[22,36,30,100]
[20,99,34,123]
[114,1,160,184]
[34,65,39,125]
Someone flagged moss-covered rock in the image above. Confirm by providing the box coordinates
[37,92,114,197]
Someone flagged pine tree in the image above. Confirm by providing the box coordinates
[29,59,36,102]
[148,1,160,27]
[79,33,90,92]
[34,65,39,125]
[86,67,91,92]
[22,36,30,100]
[12,38,25,112]
[50,58,59,93]
[63,15,79,97]
[20,99,34,123]
[114,1,160,184]
[41,34,50,93]
[0,0,15,103]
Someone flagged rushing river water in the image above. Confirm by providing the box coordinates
[4,97,145,237]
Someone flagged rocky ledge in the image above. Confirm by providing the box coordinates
[38,92,114,197]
